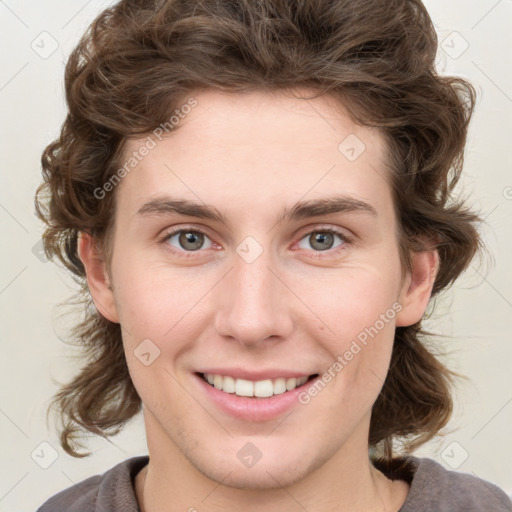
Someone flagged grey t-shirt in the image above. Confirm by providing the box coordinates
[36,455,512,511]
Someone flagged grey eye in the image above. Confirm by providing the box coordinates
[297,231,345,252]
[165,230,213,251]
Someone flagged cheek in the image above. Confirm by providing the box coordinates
[300,264,401,397]
[113,262,200,406]
[112,255,215,340]
[305,262,401,340]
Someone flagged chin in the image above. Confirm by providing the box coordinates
[190,449,318,491]
[213,464,308,491]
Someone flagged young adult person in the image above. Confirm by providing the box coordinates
[35,0,512,510]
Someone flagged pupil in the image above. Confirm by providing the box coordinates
[312,232,332,251]
[180,231,203,250]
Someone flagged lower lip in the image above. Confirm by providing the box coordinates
[193,373,320,422]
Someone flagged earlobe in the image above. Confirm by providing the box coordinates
[395,249,439,327]
[77,232,120,324]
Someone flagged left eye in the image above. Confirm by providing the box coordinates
[296,230,347,252]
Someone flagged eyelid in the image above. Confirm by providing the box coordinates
[294,224,354,243]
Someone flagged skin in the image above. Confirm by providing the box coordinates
[79,88,438,511]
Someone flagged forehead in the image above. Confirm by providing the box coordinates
[116,88,393,224]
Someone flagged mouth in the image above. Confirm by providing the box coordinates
[193,370,322,421]
[197,372,319,398]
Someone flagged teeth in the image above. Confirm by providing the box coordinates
[236,378,254,397]
[286,378,297,391]
[273,378,287,394]
[202,373,310,397]
[223,376,236,393]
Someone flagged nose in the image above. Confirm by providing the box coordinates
[214,243,294,347]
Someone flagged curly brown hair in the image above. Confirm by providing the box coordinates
[35,0,481,460]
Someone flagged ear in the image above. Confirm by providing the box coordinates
[77,232,120,323]
[395,248,439,327]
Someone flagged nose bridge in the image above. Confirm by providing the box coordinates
[214,236,292,345]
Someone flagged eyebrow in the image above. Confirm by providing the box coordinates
[136,195,378,224]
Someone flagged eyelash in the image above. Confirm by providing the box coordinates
[158,225,353,258]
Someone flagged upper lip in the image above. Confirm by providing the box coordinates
[196,368,317,381]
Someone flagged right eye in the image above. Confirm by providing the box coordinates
[160,228,216,254]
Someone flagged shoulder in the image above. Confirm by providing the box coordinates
[399,456,512,512]
[36,455,149,512]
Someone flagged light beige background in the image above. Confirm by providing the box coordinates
[0,0,511,510]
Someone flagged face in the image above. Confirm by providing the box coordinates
[81,88,436,490]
